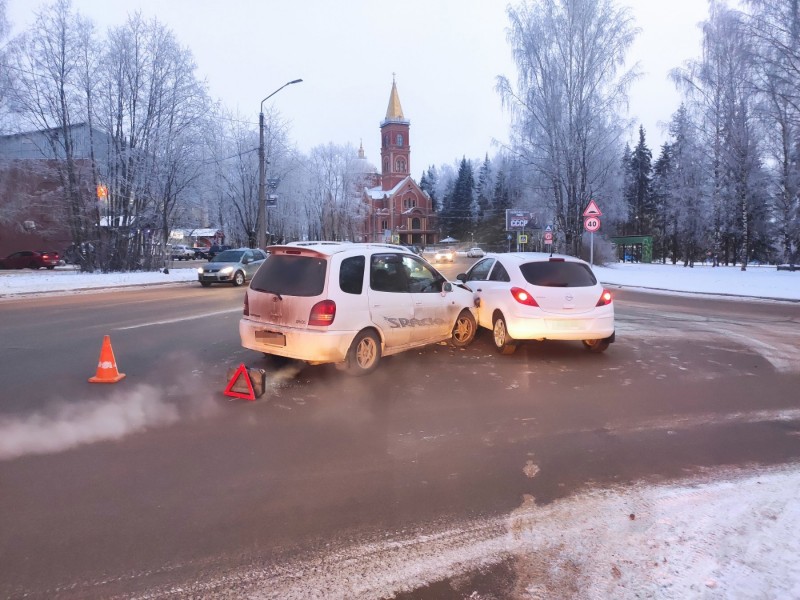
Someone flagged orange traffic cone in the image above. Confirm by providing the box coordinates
[88,335,126,383]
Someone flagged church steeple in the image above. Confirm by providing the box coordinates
[385,75,405,122]
[380,75,411,190]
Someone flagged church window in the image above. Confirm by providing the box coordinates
[396,134,403,146]
[383,135,388,148]
[396,157,407,173]
[403,196,416,209]
[381,219,388,230]
[411,217,421,230]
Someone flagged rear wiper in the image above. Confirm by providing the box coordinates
[254,287,282,299]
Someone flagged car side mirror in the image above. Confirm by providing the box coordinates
[456,273,467,282]
[442,282,453,294]
[242,257,250,264]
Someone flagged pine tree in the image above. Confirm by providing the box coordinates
[625,126,653,235]
[449,157,475,241]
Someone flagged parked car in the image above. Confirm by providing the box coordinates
[170,244,195,260]
[192,247,210,259]
[0,250,60,270]
[197,248,267,287]
[239,241,477,375]
[457,252,615,354]
[206,244,232,261]
[466,247,485,258]
[434,247,455,263]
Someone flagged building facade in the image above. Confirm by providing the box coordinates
[362,79,437,248]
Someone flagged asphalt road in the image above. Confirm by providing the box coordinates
[1,262,799,598]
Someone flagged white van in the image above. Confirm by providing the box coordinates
[239,242,477,375]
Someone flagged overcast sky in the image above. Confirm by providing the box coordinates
[7,0,714,175]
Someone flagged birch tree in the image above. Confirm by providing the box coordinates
[88,13,211,269]
[744,0,800,263]
[3,0,98,258]
[497,0,638,255]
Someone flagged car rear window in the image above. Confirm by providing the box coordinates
[519,261,597,287]
[250,254,327,296]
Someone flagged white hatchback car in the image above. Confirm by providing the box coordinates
[239,242,478,375]
[457,252,615,354]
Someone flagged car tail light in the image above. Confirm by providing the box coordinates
[243,293,250,316]
[511,287,538,307]
[309,300,336,326]
[596,289,613,306]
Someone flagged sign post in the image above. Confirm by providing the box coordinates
[582,201,602,265]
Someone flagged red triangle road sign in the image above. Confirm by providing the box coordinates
[224,363,256,401]
[583,200,602,217]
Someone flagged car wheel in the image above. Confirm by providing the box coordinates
[340,330,381,376]
[450,310,477,348]
[46,266,55,270]
[232,271,245,286]
[493,315,517,355]
[200,281,212,287]
[583,339,610,353]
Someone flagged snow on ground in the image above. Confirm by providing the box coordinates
[0,260,799,300]
[2,260,800,598]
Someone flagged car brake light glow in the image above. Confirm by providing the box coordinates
[243,293,250,316]
[596,289,613,306]
[309,300,336,326]
[511,287,538,306]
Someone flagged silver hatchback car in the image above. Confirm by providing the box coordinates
[197,248,267,287]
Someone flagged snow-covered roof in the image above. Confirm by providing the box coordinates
[365,176,413,200]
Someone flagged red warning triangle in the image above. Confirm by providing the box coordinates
[583,200,602,217]
[224,363,256,401]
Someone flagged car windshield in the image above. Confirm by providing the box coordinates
[519,261,597,287]
[214,250,244,262]
[250,254,327,296]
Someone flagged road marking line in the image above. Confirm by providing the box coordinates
[115,308,241,330]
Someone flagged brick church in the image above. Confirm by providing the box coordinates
[360,78,438,247]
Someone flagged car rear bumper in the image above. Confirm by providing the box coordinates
[505,312,615,341]
[240,319,356,364]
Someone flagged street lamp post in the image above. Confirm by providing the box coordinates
[257,78,303,249]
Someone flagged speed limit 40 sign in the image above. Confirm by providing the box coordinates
[584,216,601,232]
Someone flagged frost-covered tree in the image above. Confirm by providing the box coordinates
[498,0,638,255]
[3,0,102,266]
[623,126,653,235]
[743,0,800,263]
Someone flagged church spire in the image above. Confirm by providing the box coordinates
[385,73,405,121]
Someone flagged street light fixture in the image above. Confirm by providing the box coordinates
[257,78,303,249]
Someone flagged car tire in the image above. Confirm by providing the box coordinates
[340,329,381,376]
[583,339,610,353]
[232,271,245,286]
[450,310,477,348]
[493,315,518,355]
[200,281,212,287]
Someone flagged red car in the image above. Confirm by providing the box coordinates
[0,250,61,270]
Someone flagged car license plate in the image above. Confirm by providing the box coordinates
[255,330,286,346]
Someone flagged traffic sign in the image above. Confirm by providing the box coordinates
[544,231,553,244]
[583,200,602,217]
[584,216,601,232]
[518,234,528,244]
